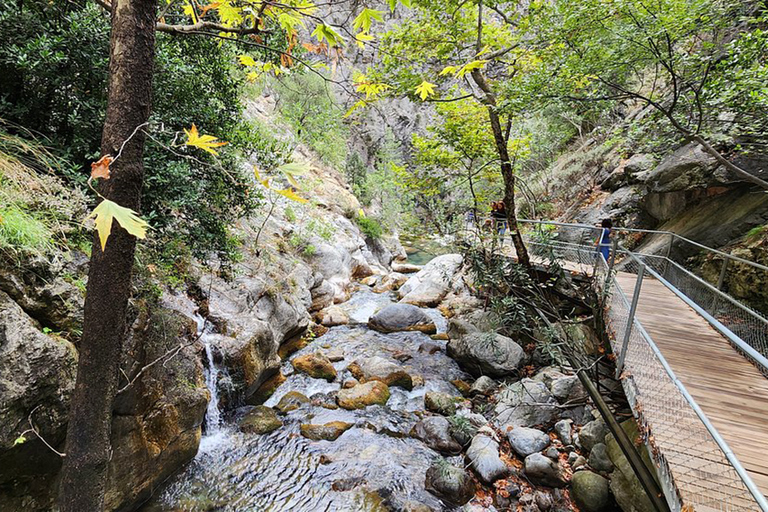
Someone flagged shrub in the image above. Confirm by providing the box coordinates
[355,215,384,240]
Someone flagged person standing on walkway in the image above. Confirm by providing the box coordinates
[597,218,613,262]
[492,200,508,239]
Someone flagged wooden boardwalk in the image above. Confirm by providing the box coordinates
[616,272,768,504]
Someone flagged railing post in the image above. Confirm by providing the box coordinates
[663,233,674,279]
[616,263,645,379]
[716,257,729,290]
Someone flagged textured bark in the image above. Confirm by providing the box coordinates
[470,69,531,267]
[58,0,157,510]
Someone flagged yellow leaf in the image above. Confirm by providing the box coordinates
[184,124,228,155]
[88,199,149,251]
[415,80,436,101]
[238,55,257,66]
[275,187,308,203]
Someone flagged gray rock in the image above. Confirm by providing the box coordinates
[348,355,413,390]
[524,453,568,488]
[606,420,656,512]
[399,254,463,307]
[494,379,559,428]
[424,460,475,505]
[571,471,610,512]
[447,318,479,340]
[470,376,497,395]
[549,375,586,404]
[368,303,437,334]
[447,332,525,377]
[578,418,609,452]
[589,443,614,473]
[411,416,462,455]
[545,447,560,460]
[507,427,550,457]
[447,415,479,447]
[466,434,510,483]
[554,419,573,445]
[317,305,349,327]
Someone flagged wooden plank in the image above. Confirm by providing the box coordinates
[614,272,768,504]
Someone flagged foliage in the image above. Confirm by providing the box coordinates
[355,214,384,240]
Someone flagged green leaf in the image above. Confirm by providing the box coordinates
[353,8,384,33]
[88,199,150,251]
[311,23,346,47]
[13,435,26,446]
[415,80,436,100]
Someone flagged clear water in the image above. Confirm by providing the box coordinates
[145,290,469,511]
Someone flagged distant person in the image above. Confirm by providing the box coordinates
[492,200,508,238]
[597,218,613,262]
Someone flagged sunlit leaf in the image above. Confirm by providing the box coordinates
[90,155,113,180]
[88,199,149,251]
[184,124,228,155]
[275,187,309,203]
[415,81,436,100]
[238,54,257,66]
[353,8,384,33]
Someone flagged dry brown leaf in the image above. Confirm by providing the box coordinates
[90,155,113,180]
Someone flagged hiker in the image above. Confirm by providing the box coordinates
[492,200,508,238]
[596,218,613,262]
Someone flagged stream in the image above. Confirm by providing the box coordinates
[144,287,470,511]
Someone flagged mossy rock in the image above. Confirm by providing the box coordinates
[292,352,337,381]
[336,381,390,410]
[276,391,310,413]
[238,406,283,434]
[300,421,353,441]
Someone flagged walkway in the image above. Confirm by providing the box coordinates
[617,272,768,499]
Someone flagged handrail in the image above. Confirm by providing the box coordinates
[518,218,768,272]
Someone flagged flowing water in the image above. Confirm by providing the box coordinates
[145,289,467,511]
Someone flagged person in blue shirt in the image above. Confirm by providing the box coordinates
[596,218,613,262]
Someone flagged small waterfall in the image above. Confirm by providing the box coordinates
[194,314,221,434]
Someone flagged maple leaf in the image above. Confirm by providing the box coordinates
[184,124,228,155]
[352,8,384,33]
[90,155,113,180]
[238,54,257,66]
[415,81,436,101]
[88,199,149,251]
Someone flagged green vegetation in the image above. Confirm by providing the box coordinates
[355,215,384,240]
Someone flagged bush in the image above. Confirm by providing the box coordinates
[355,215,384,240]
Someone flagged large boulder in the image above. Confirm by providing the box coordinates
[571,471,611,512]
[410,416,462,455]
[336,381,390,410]
[495,379,559,428]
[447,332,525,377]
[0,291,77,508]
[367,303,436,334]
[398,254,463,307]
[466,433,509,483]
[292,352,337,381]
[317,305,349,327]
[524,453,568,488]
[424,460,475,506]
[606,420,656,512]
[507,427,550,457]
[578,417,609,453]
[348,356,413,390]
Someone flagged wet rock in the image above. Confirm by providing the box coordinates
[310,392,339,410]
[246,371,286,405]
[470,375,497,395]
[524,453,568,488]
[300,421,353,441]
[466,433,509,483]
[318,305,350,327]
[237,406,283,434]
[571,471,610,512]
[368,303,437,334]
[554,419,573,445]
[348,356,413,390]
[447,332,525,377]
[292,352,337,381]
[336,381,390,409]
[275,391,310,413]
[495,379,559,428]
[578,418,608,452]
[424,391,459,416]
[410,417,462,455]
[424,460,475,505]
[589,443,613,473]
[399,254,463,307]
[507,427,550,457]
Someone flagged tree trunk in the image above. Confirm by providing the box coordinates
[58,0,157,510]
[470,69,531,268]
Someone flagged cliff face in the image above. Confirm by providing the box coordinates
[0,94,402,511]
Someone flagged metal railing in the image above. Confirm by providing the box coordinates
[518,219,768,375]
[515,219,768,511]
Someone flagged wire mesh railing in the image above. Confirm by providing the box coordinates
[514,219,768,511]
